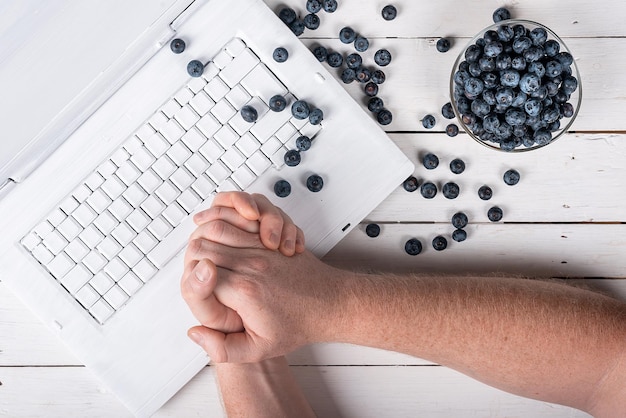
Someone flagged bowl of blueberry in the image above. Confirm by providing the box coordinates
[450,19,582,152]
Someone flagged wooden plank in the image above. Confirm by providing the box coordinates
[0,365,591,417]
[265,0,626,38]
[367,133,626,223]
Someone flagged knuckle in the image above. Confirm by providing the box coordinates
[186,238,205,258]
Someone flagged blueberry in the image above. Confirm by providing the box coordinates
[368,97,385,113]
[187,60,204,77]
[382,5,397,20]
[503,169,520,185]
[170,38,186,54]
[534,129,552,146]
[442,102,455,119]
[530,27,548,46]
[449,158,465,174]
[544,40,560,57]
[436,38,451,53]
[312,46,328,62]
[478,185,493,200]
[422,153,439,170]
[345,53,362,69]
[364,82,379,97]
[422,114,436,129]
[464,44,482,63]
[471,99,491,118]
[356,67,372,83]
[562,75,578,94]
[500,69,520,87]
[443,182,460,199]
[374,49,392,66]
[519,73,541,94]
[306,0,322,13]
[340,27,357,44]
[493,7,511,23]
[278,7,297,25]
[306,174,324,192]
[484,41,503,58]
[240,105,258,123]
[323,0,338,13]
[432,236,448,251]
[284,150,301,167]
[366,223,381,238]
[269,95,287,112]
[403,176,419,192]
[464,77,485,98]
[354,37,370,52]
[497,25,515,43]
[488,206,504,222]
[524,98,542,117]
[296,135,312,151]
[505,108,526,126]
[327,52,343,68]
[309,108,324,125]
[561,102,575,118]
[405,238,423,256]
[528,61,546,78]
[273,47,289,63]
[452,229,467,242]
[303,13,320,30]
[545,60,563,78]
[377,109,393,126]
[274,180,291,198]
[451,212,468,229]
[289,20,305,36]
[291,100,310,119]
[512,36,532,54]
[446,124,459,137]
[371,69,386,84]
[420,182,437,199]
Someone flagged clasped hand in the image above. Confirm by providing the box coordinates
[180,192,342,363]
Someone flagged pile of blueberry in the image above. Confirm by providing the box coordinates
[452,8,579,151]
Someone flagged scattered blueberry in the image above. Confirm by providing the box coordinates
[289,20,305,36]
[170,38,186,54]
[296,135,312,151]
[493,7,511,23]
[240,105,258,123]
[377,109,393,125]
[340,27,357,44]
[303,13,320,30]
[312,45,328,62]
[354,37,370,52]
[450,158,466,174]
[356,67,372,83]
[446,124,459,137]
[308,108,323,125]
[420,182,437,199]
[382,5,397,20]
[374,49,392,66]
[341,68,356,84]
[442,102,455,119]
[327,52,344,67]
[364,82,379,97]
[273,47,289,63]
[323,0,338,13]
[187,60,204,77]
[278,7,297,25]
[503,169,521,185]
[488,206,504,222]
[306,0,322,13]
[284,150,301,167]
[368,97,385,113]
[306,174,324,192]
[291,100,310,119]
[269,95,287,112]
[346,53,363,69]
[452,229,467,242]
[478,185,493,200]
[405,238,423,256]
[451,212,468,229]
[436,38,451,53]
[432,236,448,251]
[442,182,460,199]
[274,180,291,198]
[403,176,419,192]
[366,223,381,238]
[371,69,386,84]
[422,153,439,170]
[422,114,436,129]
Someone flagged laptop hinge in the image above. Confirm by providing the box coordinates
[0,178,17,201]
[170,0,210,31]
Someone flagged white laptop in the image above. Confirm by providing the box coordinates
[0,0,414,415]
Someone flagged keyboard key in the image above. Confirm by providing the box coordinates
[155,181,180,205]
[65,239,90,262]
[79,225,104,249]
[214,125,238,149]
[152,155,177,180]
[109,197,134,220]
[217,178,239,193]
[250,104,290,141]
[162,202,187,227]
[181,128,206,152]
[270,146,288,168]
[161,99,182,118]
[97,160,117,179]
[118,272,143,296]
[174,86,194,106]
[74,284,99,308]
[134,230,158,254]
[206,160,231,184]
[97,236,122,260]
[170,167,195,191]
[47,208,67,228]
[174,105,200,130]
[299,121,323,139]
[32,244,54,264]
[160,119,186,144]
[221,147,245,171]
[85,172,105,191]
[34,220,54,239]
[220,48,260,88]
[101,175,126,200]
[104,258,129,283]
[149,111,168,131]
[205,77,229,101]
[118,243,143,268]
[199,139,225,163]
[260,136,282,157]
[236,133,260,157]
[275,122,297,143]
[43,230,69,255]
[110,148,130,167]
[143,132,170,158]
[184,153,210,177]
[211,99,236,124]
[187,76,208,94]
[140,195,166,219]
[177,188,201,213]
[71,185,91,204]
[225,85,252,110]
[93,210,118,235]
[90,299,114,324]
[167,142,192,166]
[225,37,246,57]
[135,123,156,142]
[90,271,114,295]
[228,112,253,136]
[130,147,156,171]
[212,50,233,69]
[21,232,41,252]
[60,264,92,294]
[115,160,142,185]
[83,250,107,274]
[134,258,157,283]
[241,64,288,103]
[73,203,98,227]
[136,169,162,194]
[123,136,143,156]
[191,175,216,200]
[86,189,112,213]
[122,183,149,208]
[231,165,257,189]
[111,222,137,247]
[188,90,214,116]
[57,216,82,241]
[47,252,75,278]
[196,113,221,138]
[148,216,173,241]
[104,285,130,310]
[202,62,220,82]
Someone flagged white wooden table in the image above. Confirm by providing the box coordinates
[2,0,626,416]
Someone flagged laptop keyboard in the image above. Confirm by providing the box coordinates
[20,38,322,324]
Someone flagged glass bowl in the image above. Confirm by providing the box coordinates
[450,19,582,152]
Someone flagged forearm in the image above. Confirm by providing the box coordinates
[328,272,626,414]
[215,356,316,418]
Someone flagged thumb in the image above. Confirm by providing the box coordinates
[187,326,264,363]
